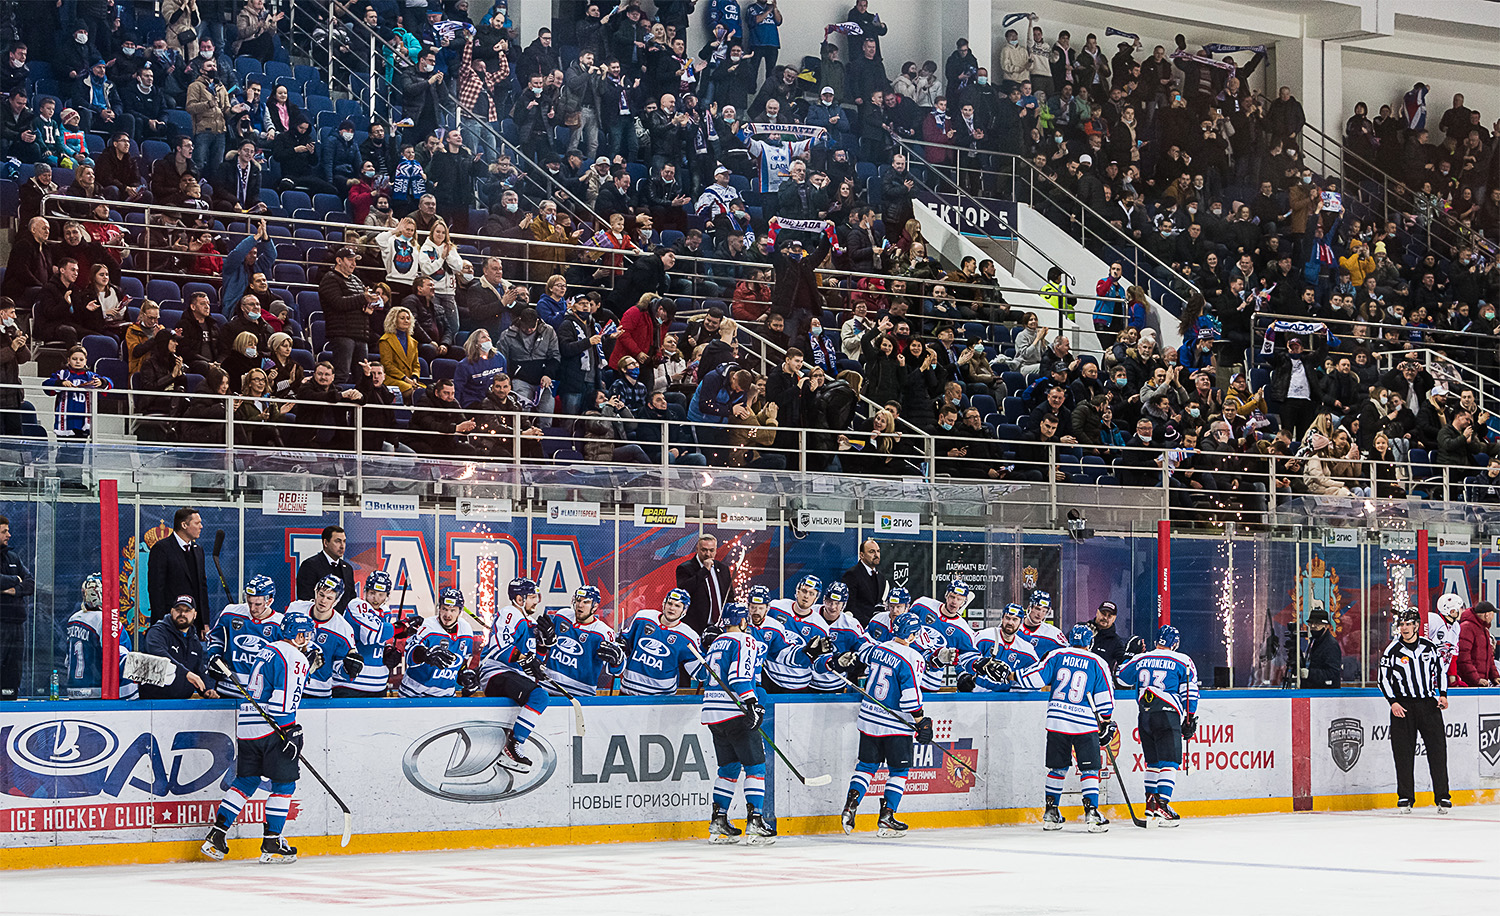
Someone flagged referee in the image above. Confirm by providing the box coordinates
[1378,609,1451,814]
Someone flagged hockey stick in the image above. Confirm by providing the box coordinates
[828,668,980,778]
[211,530,235,606]
[1087,696,1147,829]
[211,657,353,847]
[463,606,586,737]
[685,638,832,787]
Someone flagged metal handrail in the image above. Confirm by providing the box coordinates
[1373,346,1500,417]
[1250,310,1500,371]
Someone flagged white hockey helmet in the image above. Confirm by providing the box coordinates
[1436,593,1464,620]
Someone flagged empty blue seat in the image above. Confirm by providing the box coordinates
[1002,396,1025,420]
[263,61,294,84]
[273,263,305,285]
[312,193,343,217]
[82,335,120,366]
[280,190,311,212]
[147,279,181,302]
[165,109,193,136]
[160,308,183,329]
[432,358,459,381]
[121,277,146,300]
[234,56,262,81]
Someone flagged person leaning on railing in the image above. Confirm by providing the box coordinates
[291,360,363,451]
[234,366,289,448]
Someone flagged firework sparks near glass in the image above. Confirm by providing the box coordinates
[1218,539,1234,686]
[729,535,752,598]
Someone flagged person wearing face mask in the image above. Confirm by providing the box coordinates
[184,59,232,169]
[219,293,274,355]
[322,118,363,190]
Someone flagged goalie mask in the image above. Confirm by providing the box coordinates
[81,573,104,611]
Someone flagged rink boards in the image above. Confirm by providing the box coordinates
[4,689,1500,867]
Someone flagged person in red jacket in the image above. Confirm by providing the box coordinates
[609,294,674,370]
[1454,601,1499,687]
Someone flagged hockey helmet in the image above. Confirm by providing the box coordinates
[244,574,276,602]
[281,611,315,641]
[437,586,465,611]
[1002,602,1024,619]
[508,577,539,601]
[1068,623,1095,648]
[886,587,912,607]
[364,570,393,594]
[946,579,972,600]
[1395,608,1421,626]
[796,574,823,594]
[81,573,104,610]
[824,581,850,603]
[748,585,772,606]
[573,585,602,605]
[1437,593,1464,620]
[720,602,750,627]
[664,587,692,609]
[1030,590,1052,610]
[1156,625,1181,650]
[892,612,922,641]
[315,573,345,599]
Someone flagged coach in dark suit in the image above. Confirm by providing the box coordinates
[296,525,356,612]
[147,508,212,629]
[675,533,736,633]
[841,538,887,625]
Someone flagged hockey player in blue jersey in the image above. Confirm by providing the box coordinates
[290,575,363,699]
[64,573,138,699]
[334,571,399,697]
[207,574,283,682]
[962,603,1039,692]
[862,587,963,689]
[742,584,829,692]
[1116,625,1200,826]
[811,582,869,692]
[1016,623,1116,832]
[618,588,704,695]
[865,587,912,642]
[840,611,933,838]
[202,610,314,864]
[400,587,480,697]
[912,580,984,692]
[544,585,626,696]
[1019,591,1065,658]
[479,579,554,772]
[701,602,775,846]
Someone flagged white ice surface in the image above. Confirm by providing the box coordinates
[7,806,1497,916]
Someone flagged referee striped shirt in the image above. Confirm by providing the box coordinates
[1378,637,1447,701]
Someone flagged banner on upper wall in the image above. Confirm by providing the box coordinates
[920,192,1019,240]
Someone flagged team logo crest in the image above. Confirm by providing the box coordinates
[1479,714,1500,767]
[1327,716,1364,772]
[1293,557,1344,632]
[1022,566,1038,589]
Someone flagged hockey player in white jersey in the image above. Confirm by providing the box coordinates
[912,580,983,692]
[1015,623,1116,832]
[743,584,827,692]
[207,574,283,682]
[865,587,913,642]
[701,602,775,845]
[334,571,400,697]
[401,588,480,697]
[961,603,1038,692]
[478,578,554,772]
[1430,593,1463,684]
[64,573,137,699]
[1019,590,1065,658]
[1116,625,1199,825]
[287,574,362,699]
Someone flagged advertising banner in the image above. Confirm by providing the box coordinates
[1309,693,1480,797]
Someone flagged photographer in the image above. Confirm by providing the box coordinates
[1287,608,1342,688]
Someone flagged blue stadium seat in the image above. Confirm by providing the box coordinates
[289,349,316,372]
[94,357,130,393]
[661,229,685,248]
[82,335,121,366]
[165,109,193,136]
[305,95,335,117]
[182,282,218,306]
[280,190,311,213]
[1250,367,1271,392]
[234,56,262,82]
[160,309,182,329]
[312,193,343,217]
[263,61,294,84]
[432,358,459,381]
[294,64,320,86]
[1001,371,1026,395]
[1002,396,1024,420]
[970,393,996,417]
[335,98,364,122]
[147,279,181,302]
[311,320,325,353]
[295,291,319,324]
[273,264,306,285]
[121,277,145,300]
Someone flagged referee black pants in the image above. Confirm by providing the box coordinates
[1390,698,1450,805]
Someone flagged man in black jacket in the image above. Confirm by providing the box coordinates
[0,517,35,700]
[146,508,211,629]
[674,534,736,632]
[427,128,488,232]
[840,538,887,625]
[1089,601,1128,668]
[139,595,218,699]
[296,525,356,612]
[1290,607,1342,688]
[319,246,381,383]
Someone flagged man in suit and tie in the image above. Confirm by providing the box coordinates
[147,508,212,631]
[841,538,887,625]
[674,534,736,633]
[296,525,357,612]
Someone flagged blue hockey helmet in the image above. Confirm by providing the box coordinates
[720,602,750,627]
[946,579,972,600]
[1002,602,1024,619]
[81,573,104,610]
[886,587,911,607]
[315,573,345,599]
[1030,590,1052,610]
[244,574,276,602]
[892,612,922,640]
[747,585,772,606]
[664,587,692,609]
[824,581,850,603]
[364,570,393,594]
[437,587,465,611]
[1156,625,1181,650]
[281,611,315,641]
[508,577,539,601]
[1068,623,1095,649]
[573,585,602,605]
[796,574,823,594]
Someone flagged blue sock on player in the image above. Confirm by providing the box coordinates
[1157,766,1176,801]
[883,768,908,812]
[265,781,295,835]
[1045,768,1067,806]
[714,763,742,808]
[215,776,261,828]
[848,762,878,804]
[1080,770,1100,807]
[512,686,550,742]
[744,763,767,811]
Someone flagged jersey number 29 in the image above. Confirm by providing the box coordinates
[1052,668,1088,704]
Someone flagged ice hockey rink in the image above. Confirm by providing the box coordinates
[5,805,1495,916]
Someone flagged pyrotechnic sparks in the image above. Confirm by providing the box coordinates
[1218,539,1234,684]
[729,535,752,597]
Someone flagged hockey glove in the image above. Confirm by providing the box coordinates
[597,638,625,668]
[1181,714,1198,740]
[1123,635,1146,660]
[1097,716,1118,749]
[741,696,764,731]
[956,672,977,693]
[423,644,460,670]
[978,658,1014,683]
[392,615,424,640]
[802,634,834,660]
[517,652,546,681]
[833,650,860,672]
[280,724,304,760]
[457,668,480,692]
[341,652,365,680]
[382,646,403,669]
[700,624,724,653]
[913,716,935,744]
[533,614,557,651]
[303,644,324,672]
[932,646,960,667]
[208,655,235,683]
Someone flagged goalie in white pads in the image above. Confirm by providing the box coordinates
[701,602,775,845]
[64,573,137,699]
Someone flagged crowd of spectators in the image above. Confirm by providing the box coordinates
[0,1,1499,511]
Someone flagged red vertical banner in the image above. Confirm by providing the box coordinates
[1157,518,1171,626]
[100,479,120,700]
[1416,529,1429,638]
